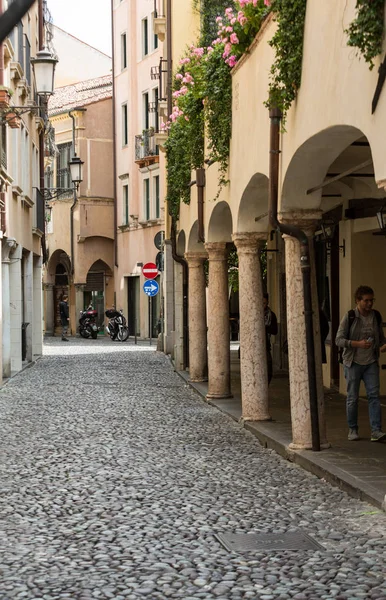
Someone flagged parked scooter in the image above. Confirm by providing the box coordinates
[79,305,99,339]
[105,308,129,342]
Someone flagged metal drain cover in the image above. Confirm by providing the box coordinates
[215,530,324,552]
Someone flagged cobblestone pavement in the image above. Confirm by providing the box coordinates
[1,338,386,600]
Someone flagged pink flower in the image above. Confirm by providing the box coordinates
[225,26,233,33]
[185,116,189,121]
[225,7,234,17]
[226,55,238,68]
[230,33,239,44]
[264,0,271,5]
[175,73,183,80]
[207,46,214,53]
[179,57,190,65]
[215,16,222,23]
[230,17,236,25]
[222,42,232,58]
[237,11,247,26]
[193,47,204,57]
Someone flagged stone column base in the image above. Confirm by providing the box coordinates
[206,392,233,400]
[289,441,331,451]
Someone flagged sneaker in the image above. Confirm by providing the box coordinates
[348,428,360,441]
[61,337,69,342]
[370,430,386,442]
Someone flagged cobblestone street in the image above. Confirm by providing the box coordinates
[1,339,386,600]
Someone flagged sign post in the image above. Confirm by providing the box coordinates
[142,278,159,345]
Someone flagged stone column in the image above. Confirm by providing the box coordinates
[233,232,270,420]
[185,251,208,382]
[2,238,17,378]
[9,242,22,374]
[75,284,86,335]
[32,256,43,360]
[281,211,327,449]
[163,240,174,355]
[43,283,54,336]
[173,259,185,370]
[23,251,33,362]
[205,242,232,399]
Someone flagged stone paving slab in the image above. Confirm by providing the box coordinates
[1,338,386,600]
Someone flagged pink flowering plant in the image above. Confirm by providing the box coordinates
[165,0,307,214]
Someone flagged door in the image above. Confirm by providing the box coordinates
[127,276,140,336]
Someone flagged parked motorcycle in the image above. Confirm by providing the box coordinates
[105,308,129,342]
[79,305,99,339]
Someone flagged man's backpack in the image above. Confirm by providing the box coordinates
[338,309,382,364]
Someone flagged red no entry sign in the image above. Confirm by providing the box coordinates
[142,262,158,279]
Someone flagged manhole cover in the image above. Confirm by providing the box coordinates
[215,530,324,552]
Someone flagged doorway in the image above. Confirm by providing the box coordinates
[127,276,140,336]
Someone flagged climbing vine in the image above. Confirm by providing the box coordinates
[265,0,307,115]
[346,0,385,69]
[166,0,308,216]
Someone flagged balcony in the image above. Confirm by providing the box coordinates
[135,128,159,168]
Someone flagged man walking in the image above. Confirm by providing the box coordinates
[59,295,69,342]
[336,285,386,442]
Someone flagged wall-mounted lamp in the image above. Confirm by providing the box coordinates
[1,47,57,126]
[321,220,346,257]
[373,203,386,236]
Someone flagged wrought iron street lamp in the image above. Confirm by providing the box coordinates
[69,155,84,189]
[31,47,58,98]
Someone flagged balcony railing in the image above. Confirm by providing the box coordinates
[135,128,159,167]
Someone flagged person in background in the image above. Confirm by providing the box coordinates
[319,307,330,364]
[59,295,69,342]
[336,285,386,442]
[264,293,278,385]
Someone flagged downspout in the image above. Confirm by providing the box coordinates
[196,167,205,242]
[38,0,47,261]
[69,110,77,276]
[0,0,6,234]
[268,107,320,452]
[166,0,189,368]
[111,0,118,267]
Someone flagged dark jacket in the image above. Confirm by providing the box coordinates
[319,309,329,364]
[265,309,278,352]
[59,300,69,325]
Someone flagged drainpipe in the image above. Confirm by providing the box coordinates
[268,107,320,452]
[111,0,118,267]
[69,110,77,277]
[196,167,205,242]
[170,215,189,369]
[38,0,47,261]
[0,0,6,234]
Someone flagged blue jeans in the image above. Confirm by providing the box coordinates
[344,362,382,433]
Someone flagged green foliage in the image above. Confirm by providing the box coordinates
[346,0,385,69]
[266,0,307,117]
[193,0,236,47]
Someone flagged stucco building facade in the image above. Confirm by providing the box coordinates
[43,76,114,336]
[112,0,164,340]
[157,0,386,449]
[0,0,47,382]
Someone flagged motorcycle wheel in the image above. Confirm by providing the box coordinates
[118,326,129,342]
[80,327,90,338]
[91,330,98,339]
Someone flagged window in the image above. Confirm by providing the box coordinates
[56,142,72,193]
[142,18,149,56]
[152,13,158,50]
[17,22,24,72]
[154,175,160,218]
[143,92,149,130]
[122,103,128,146]
[121,32,127,70]
[1,124,6,170]
[123,184,129,225]
[152,87,159,130]
[144,179,150,220]
[25,34,31,87]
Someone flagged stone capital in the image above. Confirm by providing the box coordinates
[205,242,228,261]
[2,237,18,263]
[279,210,322,236]
[75,283,86,291]
[185,251,208,266]
[43,283,54,290]
[233,232,267,253]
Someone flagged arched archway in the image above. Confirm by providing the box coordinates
[187,220,205,253]
[207,201,233,242]
[83,259,114,332]
[177,230,186,256]
[237,173,269,233]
